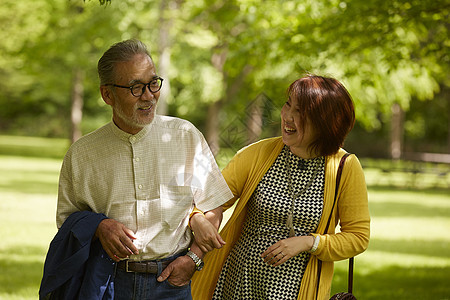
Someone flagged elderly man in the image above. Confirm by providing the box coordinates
[41,39,232,300]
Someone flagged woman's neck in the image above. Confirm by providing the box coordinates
[288,145,318,159]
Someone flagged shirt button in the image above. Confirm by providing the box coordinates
[129,136,136,143]
[135,157,140,162]
[138,184,143,189]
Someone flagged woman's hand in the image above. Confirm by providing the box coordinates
[190,210,226,253]
[261,235,315,267]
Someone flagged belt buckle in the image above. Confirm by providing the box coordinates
[125,260,132,273]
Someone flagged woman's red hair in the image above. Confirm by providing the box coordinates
[287,75,355,156]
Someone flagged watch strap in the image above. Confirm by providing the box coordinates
[186,250,204,271]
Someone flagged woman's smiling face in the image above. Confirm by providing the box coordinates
[280,96,317,158]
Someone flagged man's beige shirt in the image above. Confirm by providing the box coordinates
[57,115,232,260]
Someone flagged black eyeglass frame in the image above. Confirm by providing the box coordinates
[106,77,164,97]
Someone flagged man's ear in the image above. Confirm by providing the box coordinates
[100,85,114,106]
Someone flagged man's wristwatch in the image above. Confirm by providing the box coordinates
[186,250,204,271]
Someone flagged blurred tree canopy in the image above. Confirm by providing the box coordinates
[0,0,448,157]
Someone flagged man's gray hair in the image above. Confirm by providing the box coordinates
[98,39,152,85]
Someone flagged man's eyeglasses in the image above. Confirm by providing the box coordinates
[106,77,164,97]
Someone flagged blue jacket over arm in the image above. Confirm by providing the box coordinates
[39,211,114,300]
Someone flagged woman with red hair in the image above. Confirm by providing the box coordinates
[191,75,370,300]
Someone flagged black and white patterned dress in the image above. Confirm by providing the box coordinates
[213,146,325,300]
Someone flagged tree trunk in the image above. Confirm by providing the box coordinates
[445,86,450,154]
[390,102,404,159]
[205,55,253,155]
[204,49,228,155]
[70,68,84,144]
[435,84,450,154]
[206,100,222,156]
[246,94,263,144]
[156,0,176,116]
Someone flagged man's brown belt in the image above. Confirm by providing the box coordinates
[117,259,173,274]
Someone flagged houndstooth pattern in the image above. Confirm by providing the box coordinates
[213,146,325,300]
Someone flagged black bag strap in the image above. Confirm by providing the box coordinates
[315,153,351,300]
[348,257,354,294]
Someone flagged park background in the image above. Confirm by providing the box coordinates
[0,0,449,299]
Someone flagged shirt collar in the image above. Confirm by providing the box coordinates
[109,115,159,143]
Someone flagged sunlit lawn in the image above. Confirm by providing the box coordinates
[0,155,60,300]
[331,186,450,299]
[0,136,449,299]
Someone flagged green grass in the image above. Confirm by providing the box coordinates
[0,155,60,299]
[0,136,449,299]
[330,186,450,299]
[0,135,69,159]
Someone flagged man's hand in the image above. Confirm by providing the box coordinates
[95,218,139,262]
[190,212,225,253]
[156,255,196,286]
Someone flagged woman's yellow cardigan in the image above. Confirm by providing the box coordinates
[191,137,370,300]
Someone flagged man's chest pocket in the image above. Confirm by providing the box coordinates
[160,184,193,230]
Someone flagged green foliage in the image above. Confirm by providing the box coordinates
[0,0,116,135]
[94,0,111,4]
[404,88,449,153]
[0,0,448,154]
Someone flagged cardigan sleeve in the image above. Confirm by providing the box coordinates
[221,151,246,211]
[312,154,370,261]
[220,137,284,211]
